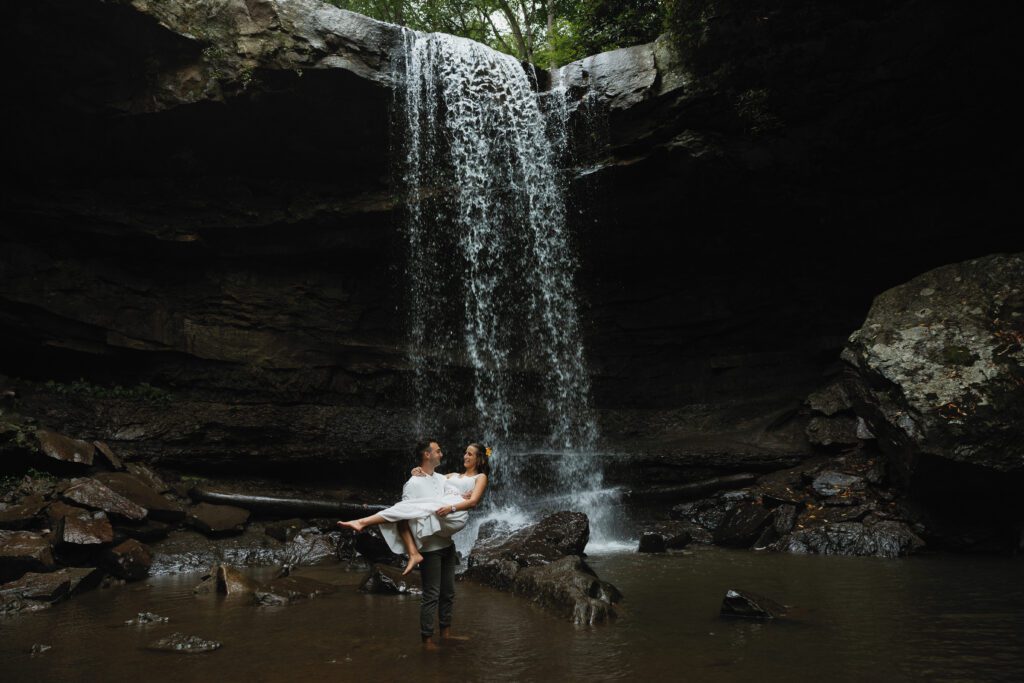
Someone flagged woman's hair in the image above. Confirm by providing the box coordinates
[465,442,490,476]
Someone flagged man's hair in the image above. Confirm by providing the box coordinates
[413,439,436,465]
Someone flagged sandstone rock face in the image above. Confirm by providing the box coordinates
[2,0,1020,488]
[843,254,1024,475]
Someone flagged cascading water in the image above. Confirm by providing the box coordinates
[394,30,625,553]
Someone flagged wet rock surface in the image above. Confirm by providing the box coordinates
[93,472,183,521]
[102,539,152,581]
[464,512,620,624]
[0,567,102,603]
[637,521,694,553]
[784,521,925,559]
[0,495,46,530]
[62,478,147,521]
[0,530,56,582]
[255,575,338,605]
[148,633,222,654]
[35,429,95,467]
[720,589,787,620]
[360,563,422,595]
[843,254,1024,476]
[186,503,250,536]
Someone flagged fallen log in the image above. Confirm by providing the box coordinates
[188,488,386,519]
[623,473,758,504]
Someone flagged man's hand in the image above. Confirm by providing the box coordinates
[436,505,453,517]
[411,467,427,477]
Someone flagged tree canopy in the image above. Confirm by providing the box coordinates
[326,0,668,67]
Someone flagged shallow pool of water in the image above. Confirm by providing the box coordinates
[3,547,1022,681]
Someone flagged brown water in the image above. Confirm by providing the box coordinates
[3,547,1022,682]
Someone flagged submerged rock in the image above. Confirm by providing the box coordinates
[125,611,169,625]
[360,564,422,595]
[720,589,787,619]
[0,567,102,603]
[512,556,622,625]
[254,575,338,606]
[148,633,222,654]
[637,521,694,553]
[216,564,258,597]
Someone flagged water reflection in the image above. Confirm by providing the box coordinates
[2,548,1022,682]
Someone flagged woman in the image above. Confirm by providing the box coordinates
[337,443,490,575]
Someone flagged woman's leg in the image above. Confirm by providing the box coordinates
[336,513,389,532]
[398,520,424,575]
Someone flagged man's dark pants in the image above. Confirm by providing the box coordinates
[419,543,456,638]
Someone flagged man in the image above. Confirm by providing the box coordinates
[404,439,468,649]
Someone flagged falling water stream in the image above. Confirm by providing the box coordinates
[395,31,623,552]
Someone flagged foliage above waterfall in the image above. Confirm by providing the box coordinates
[327,0,666,67]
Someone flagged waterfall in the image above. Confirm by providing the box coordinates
[394,31,622,552]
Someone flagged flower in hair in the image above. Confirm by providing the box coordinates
[485,447,493,458]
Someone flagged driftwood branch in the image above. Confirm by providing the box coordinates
[623,473,758,504]
[190,487,387,518]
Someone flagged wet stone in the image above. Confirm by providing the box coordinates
[29,643,52,655]
[714,501,774,547]
[92,472,183,521]
[56,508,114,546]
[186,503,249,536]
[720,589,787,619]
[102,539,152,581]
[511,556,621,626]
[148,632,221,654]
[360,563,422,595]
[125,464,171,494]
[805,416,861,447]
[783,521,925,558]
[352,527,404,566]
[0,495,46,530]
[264,518,308,543]
[0,566,102,603]
[125,611,168,625]
[1,596,51,615]
[638,532,666,553]
[812,471,866,497]
[216,564,258,597]
[0,530,55,583]
[113,518,171,544]
[255,575,338,605]
[62,478,147,521]
[92,441,125,470]
[35,429,94,466]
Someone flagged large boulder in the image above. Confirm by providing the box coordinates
[92,472,184,521]
[102,539,153,580]
[62,478,147,521]
[463,512,620,624]
[782,520,925,558]
[0,530,56,583]
[34,429,95,467]
[843,253,1024,477]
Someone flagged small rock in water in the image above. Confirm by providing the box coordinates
[360,564,422,595]
[148,632,221,654]
[720,588,787,619]
[125,611,168,625]
[29,643,52,655]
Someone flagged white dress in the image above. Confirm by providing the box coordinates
[378,474,480,554]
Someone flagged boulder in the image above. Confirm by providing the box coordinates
[714,501,774,547]
[806,381,853,416]
[102,539,152,580]
[359,563,422,595]
[511,556,621,625]
[0,567,102,603]
[352,527,404,566]
[811,471,865,498]
[637,521,694,553]
[783,521,925,558]
[843,253,1024,476]
[805,416,861,447]
[216,564,258,597]
[720,589,787,619]
[92,441,125,470]
[92,472,183,521]
[148,633,221,654]
[186,503,249,535]
[753,504,798,549]
[55,508,114,547]
[254,575,338,606]
[264,519,308,543]
[62,478,147,521]
[35,429,94,466]
[464,512,620,624]
[0,495,46,530]
[0,530,55,582]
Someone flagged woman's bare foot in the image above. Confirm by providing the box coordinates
[403,552,423,576]
[336,519,364,532]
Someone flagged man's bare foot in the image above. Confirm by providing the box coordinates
[336,519,364,532]
[421,638,440,651]
[402,552,423,576]
[440,628,470,642]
